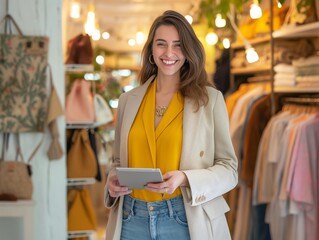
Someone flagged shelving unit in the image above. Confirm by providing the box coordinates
[272,21,319,94]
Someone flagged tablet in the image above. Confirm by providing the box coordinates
[116,167,163,189]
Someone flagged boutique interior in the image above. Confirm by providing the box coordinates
[0,0,319,239]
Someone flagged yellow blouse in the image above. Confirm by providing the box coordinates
[128,79,184,202]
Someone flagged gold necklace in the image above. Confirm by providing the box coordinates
[155,105,167,117]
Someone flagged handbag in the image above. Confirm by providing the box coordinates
[67,188,97,231]
[0,133,33,200]
[65,33,93,65]
[67,129,98,178]
[65,79,95,124]
[94,94,113,125]
[0,14,50,133]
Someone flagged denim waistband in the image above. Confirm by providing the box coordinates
[123,195,185,217]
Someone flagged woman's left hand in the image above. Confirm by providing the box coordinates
[145,170,189,194]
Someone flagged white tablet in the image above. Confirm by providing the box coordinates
[116,167,163,189]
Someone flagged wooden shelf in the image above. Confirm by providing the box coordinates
[274,86,319,93]
[231,35,271,49]
[231,65,271,75]
[273,21,319,38]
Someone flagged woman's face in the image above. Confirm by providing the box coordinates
[152,25,186,78]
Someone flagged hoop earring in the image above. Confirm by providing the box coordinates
[148,55,155,65]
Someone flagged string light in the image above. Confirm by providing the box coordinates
[227,12,259,63]
[215,14,226,28]
[185,15,193,24]
[223,38,231,49]
[250,0,262,19]
[205,31,218,45]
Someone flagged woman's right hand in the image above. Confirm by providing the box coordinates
[108,174,132,197]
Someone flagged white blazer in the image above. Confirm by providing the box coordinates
[104,76,238,240]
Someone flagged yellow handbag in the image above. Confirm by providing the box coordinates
[67,129,98,178]
[67,188,97,231]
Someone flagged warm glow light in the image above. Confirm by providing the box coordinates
[128,38,136,46]
[185,15,193,24]
[136,31,144,45]
[223,38,230,49]
[102,31,110,39]
[96,55,104,65]
[245,47,259,63]
[109,99,119,108]
[92,28,100,40]
[215,14,226,28]
[250,3,262,19]
[277,1,282,8]
[205,31,218,45]
[70,2,80,19]
[84,6,96,36]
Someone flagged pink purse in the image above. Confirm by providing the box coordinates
[65,79,95,124]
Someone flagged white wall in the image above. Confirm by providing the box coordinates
[0,0,66,240]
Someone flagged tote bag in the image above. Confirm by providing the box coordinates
[67,188,97,231]
[0,14,50,133]
[67,129,98,178]
[65,79,95,124]
[94,94,113,125]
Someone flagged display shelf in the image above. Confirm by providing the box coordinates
[231,35,271,49]
[273,21,319,38]
[67,178,96,187]
[231,65,271,75]
[68,230,95,239]
[66,122,106,129]
[65,64,94,73]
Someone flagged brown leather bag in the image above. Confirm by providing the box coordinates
[65,34,93,64]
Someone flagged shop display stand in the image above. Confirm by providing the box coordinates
[65,64,99,239]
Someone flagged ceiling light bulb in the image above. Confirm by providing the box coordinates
[96,55,105,65]
[84,7,96,36]
[70,2,80,19]
[205,31,218,45]
[92,29,100,40]
[136,31,144,45]
[250,3,262,19]
[128,39,136,46]
[185,15,193,24]
[102,32,110,40]
[215,14,226,28]
[245,47,259,63]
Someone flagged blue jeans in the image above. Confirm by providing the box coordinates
[121,195,190,240]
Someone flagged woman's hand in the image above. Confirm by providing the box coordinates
[108,174,132,198]
[145,170,189,194]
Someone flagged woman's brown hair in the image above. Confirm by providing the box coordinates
[138,10,214,111]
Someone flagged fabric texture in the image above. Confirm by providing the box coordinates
[0,15,50,133]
